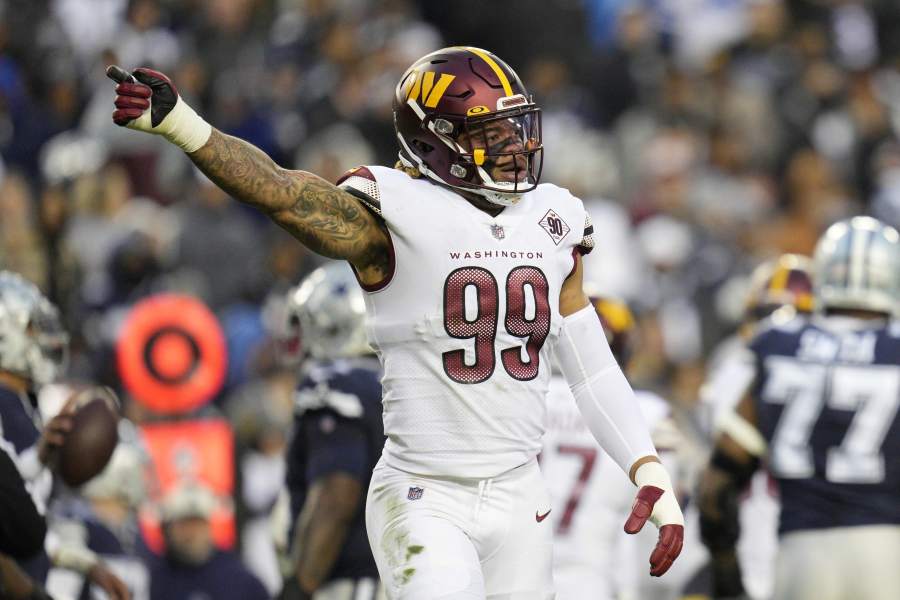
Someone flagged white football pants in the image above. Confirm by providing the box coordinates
[366,458,555,600]
[774,525,900,600]
[313,577,385,600]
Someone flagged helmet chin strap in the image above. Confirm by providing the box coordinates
[396,149,523,207]
[470,186,522,207]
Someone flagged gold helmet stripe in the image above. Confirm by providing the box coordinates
[464,47,513,97]
[769,263,791,293]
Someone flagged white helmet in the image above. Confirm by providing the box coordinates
[284,262,370,361]
[813,216,900,316]
[0,271,68,386]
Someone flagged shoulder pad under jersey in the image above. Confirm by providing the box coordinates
[579,212,594,256]
[336,166,382,218]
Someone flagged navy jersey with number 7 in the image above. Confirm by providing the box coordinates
[749,314,900,534]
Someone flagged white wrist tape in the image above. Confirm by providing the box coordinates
[127,95,212,153]
[634,461,685,526]
[554,303,657,475]
[51,545,98,574]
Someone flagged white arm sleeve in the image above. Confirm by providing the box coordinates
[554,304,657,476]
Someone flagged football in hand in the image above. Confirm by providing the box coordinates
[58,388,120,487]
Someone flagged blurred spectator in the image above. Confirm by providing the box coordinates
[0,172,48,289]
[171,173,269,309]
[148,483,269,600]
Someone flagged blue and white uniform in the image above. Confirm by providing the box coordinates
[748,314,900,600]
[286,357,385,597]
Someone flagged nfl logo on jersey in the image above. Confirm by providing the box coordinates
[407,486,424,501]
[491,224,505,240]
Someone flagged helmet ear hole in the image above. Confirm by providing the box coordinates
[412,140,434,154]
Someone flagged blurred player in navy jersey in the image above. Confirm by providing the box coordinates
[692,254,814,600]
[282,263,385,600]
[699,217,900,600]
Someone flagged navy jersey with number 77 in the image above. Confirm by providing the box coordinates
[748,315,900,534]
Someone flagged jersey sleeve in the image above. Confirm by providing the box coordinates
[336,166,383,219]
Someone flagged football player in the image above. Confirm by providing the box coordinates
[693,254,814,599]
[542,297,693,600]
[108,47,684,599]
[45,439,152,600]
[0,271,129,599]
[698,217,900,600]
[282,262,385,600]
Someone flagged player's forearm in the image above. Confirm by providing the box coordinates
[555,304,657,474]
[292,473,362,593]
[188,128,304,214]
[110,67,390,268]
[293,506,354,593]
[0,553,40,599]
[189,129,389,268]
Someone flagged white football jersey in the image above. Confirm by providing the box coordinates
[541,375,702,600]
[339,165,591,478]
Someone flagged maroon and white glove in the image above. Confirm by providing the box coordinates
[624,461,685,577]
[107,65,211,152]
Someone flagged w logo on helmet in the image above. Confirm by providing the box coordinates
[405,71,456,108]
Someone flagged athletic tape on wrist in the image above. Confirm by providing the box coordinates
[127,95,211,153]
[52,545,98,574]
[634,461,684,526]
[162,98,212,153]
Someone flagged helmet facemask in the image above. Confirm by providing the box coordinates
[397,97,543,207]
[447,104,543,205]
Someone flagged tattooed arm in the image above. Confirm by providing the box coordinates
[107,67,389,285]
[189,130,390,285]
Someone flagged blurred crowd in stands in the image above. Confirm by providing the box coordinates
[2,0,900,596]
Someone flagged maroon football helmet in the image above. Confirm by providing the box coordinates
[393,46,543,206]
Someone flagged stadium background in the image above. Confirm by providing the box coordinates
[2,0,899,596]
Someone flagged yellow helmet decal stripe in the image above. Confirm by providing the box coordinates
[769,265,790,293]
[465,47,513,97]
[406,71,456,108]
[406,72,422,102]
[424,73,456,108]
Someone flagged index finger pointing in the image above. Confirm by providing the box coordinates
[106,65,136,84]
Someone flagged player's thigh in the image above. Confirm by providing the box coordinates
[481,463,554,600]
[774,530,842,600]
[366,464,485,599]
[776,526,900,600]
[839,525,900,600]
